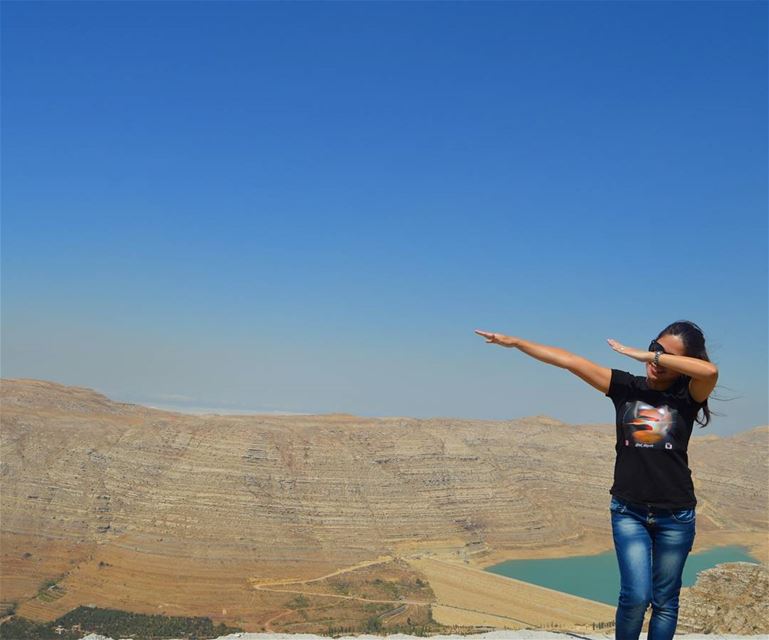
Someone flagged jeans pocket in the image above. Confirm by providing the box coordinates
[671,507,696,524]
[610,496,627,514]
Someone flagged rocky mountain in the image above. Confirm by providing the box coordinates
[1,378,766,633]
[679,561,769,633]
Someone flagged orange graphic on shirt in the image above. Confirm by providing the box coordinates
[622,402,675,446]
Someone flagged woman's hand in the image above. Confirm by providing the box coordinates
[607,338,651,362]
[474,330,518,348]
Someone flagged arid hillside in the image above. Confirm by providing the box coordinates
[1,378,767,633]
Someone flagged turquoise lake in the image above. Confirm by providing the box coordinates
[485,545,759,606]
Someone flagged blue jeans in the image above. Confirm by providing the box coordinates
[610,495,695,640]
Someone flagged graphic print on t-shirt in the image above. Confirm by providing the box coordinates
[620,401,680,450]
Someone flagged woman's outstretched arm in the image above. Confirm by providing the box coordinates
[474,330,612,394]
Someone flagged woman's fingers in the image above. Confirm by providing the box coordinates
[475,329,497,343]
[607,338,627,353]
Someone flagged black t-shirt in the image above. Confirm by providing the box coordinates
[605,368,705,509]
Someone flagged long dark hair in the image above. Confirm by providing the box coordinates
[656,320,714,428]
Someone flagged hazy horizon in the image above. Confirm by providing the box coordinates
[3,375,766,436]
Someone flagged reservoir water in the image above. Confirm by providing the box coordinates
[485,545,759,606]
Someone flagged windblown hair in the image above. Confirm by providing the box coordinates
[656,320,713,428]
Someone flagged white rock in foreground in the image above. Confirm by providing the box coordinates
[78,632,763,640]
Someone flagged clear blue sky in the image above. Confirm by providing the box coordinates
[2,1,766,435]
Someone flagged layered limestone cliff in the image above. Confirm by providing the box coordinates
[1,378,767,632]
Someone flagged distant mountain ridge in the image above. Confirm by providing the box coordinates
[0,378,152,416]
[1,378,767,634]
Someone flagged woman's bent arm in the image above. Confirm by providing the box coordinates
[475,331,612,394]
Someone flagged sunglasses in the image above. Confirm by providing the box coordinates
[648,339,668,355]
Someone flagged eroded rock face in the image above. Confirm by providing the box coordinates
[1,378,767,630]
[678,562,769,634]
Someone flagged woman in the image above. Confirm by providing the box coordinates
[474,321,718,640]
